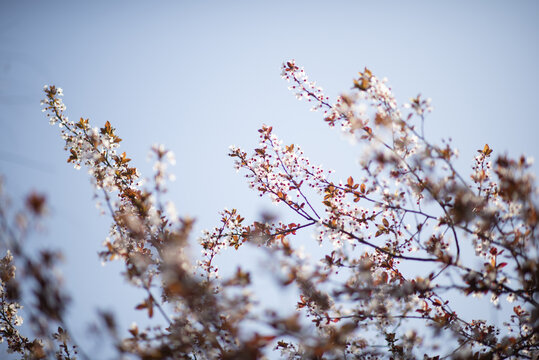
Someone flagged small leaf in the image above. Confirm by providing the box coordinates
[101,120,114,135]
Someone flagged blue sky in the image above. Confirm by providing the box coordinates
[1,0,538,357]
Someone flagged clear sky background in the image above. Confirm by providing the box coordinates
[1,0,538,357]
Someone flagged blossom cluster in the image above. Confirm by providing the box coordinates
[0,251,26,353]
[42,85,138,191]
[39,86,270,359]
[2,61,537,359]
[281,60,329,112]
[217,61,538,358]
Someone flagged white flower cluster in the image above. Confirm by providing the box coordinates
[403,94,433,116]
[41,85,138,193]
[42,86,171,278]
[230,126,329,210]
[281,60,330,112]
[149,143,176,191]
[0,251,25,343]
[198,208,246,282]
[366,76,401,120]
